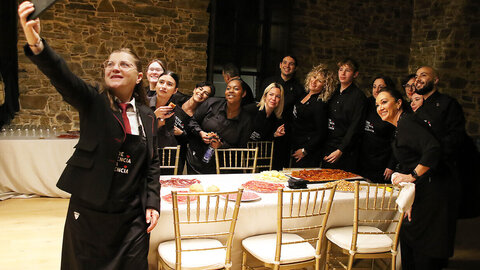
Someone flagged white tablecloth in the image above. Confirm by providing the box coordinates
[148,174,392,270]
[0,137,76,198]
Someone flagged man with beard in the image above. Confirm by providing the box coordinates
[414,66,480,219]
[261,55,304,169]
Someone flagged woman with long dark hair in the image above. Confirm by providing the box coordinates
[376,88,455,269]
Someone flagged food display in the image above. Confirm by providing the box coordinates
[324,180,355,192]
[254,170,289,183]
[206,185,220,192]
[290,169,360,182]
[162,191,198,204]
[221,191,261,202]
[168,102,176,109]
[189,183,204,192]
[242,180,284,193]
[160,178,201,188]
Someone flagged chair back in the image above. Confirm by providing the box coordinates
[159,146,180,175]
[351,181,404,253]
[170,188,244,269]
[215,148,258,174]
[247,141,274,172]
[275,186,336,263]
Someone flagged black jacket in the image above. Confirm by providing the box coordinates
[25,41,160,210]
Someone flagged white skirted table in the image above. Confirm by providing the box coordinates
[0,137,76,199]
[148,174,396,270]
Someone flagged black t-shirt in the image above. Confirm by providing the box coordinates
[244,103,283,141]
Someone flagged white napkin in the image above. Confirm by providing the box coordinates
[395,182,415,213]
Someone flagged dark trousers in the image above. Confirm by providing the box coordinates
[400,238,448,270]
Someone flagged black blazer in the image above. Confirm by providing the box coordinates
[25,41,161,210]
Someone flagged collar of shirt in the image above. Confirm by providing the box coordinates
[219,100,241,121]
[115,97,142,136]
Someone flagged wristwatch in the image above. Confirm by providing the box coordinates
[411,169,420,181]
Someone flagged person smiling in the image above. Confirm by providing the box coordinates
[357,76,396,183]
[145,59,166,97]
[173,82,215,173]
[376,87,454,270]
[245,82,285,142]
[18,2,160,269]
[186,78,252,174]
[290,64,334,168]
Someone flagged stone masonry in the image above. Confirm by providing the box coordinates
[12,0,480,138]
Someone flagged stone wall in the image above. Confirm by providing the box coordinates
[409,0,480,137]
[289,0,414,93]
[14,0,210,131]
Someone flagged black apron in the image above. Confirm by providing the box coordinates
[61,132,149,270]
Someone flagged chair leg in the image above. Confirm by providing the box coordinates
[347,254,354,270]
[325,240,332,270]
[391,255,396,270]
[242,251,247,270]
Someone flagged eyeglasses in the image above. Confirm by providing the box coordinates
[103,60,136,71]
[403,84,413,89]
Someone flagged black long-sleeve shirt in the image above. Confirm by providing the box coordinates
[415,91,466,161]
[326,83,367,153]
[187,97,252,173]
[290,93,328,154]
[358,97,396,182]
[243,103,283,141]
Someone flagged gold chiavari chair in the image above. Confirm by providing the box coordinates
[157,188,244,270]
[241,185,337,270]
[159,145,181,175]
[247,141,274,172]
[325,181,404,270]
[215,148,258,174]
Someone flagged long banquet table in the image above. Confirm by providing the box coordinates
[0,137,398,269]
[149,174,397,270]
[0,137,75,198]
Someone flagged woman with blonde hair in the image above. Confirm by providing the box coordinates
[245,82,286,141]
[290,64,335,167]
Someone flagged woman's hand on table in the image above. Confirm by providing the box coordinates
[146,208,159,233]
[323,149,342,164]
[18,1,44,55]
[391,172,415,185]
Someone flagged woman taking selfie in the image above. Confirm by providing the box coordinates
[19,2,160,269]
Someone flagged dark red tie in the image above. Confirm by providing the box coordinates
[118,103,132,134]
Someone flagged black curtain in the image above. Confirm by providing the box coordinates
[0,0,20,128]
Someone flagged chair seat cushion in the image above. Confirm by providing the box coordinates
[242,233,315,264]
[326,226,393,253]
[158,238,226,270]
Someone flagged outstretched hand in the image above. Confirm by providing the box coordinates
[18,1,44,54]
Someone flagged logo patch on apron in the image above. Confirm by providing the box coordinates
[74,211,80,220]
[114,151,131,174]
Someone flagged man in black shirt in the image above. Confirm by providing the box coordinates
[323,58,366,173]
[261,55,304,169]
[414,66,479,219]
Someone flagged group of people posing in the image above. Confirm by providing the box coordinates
[18,0,477,269]
[147,53,474,270]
